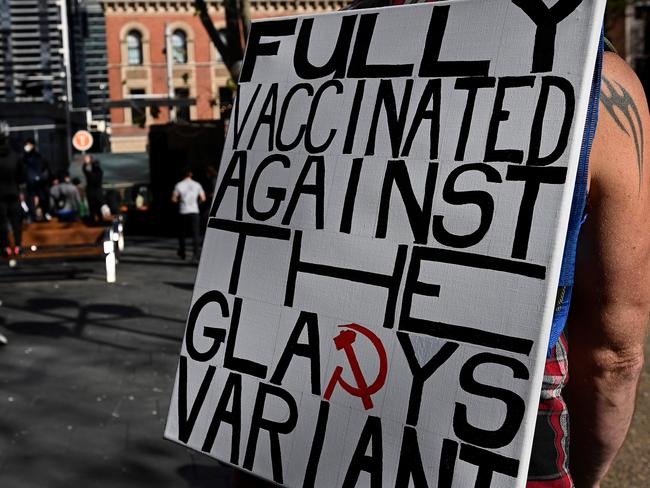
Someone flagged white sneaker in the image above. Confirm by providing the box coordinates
[0,333,7,345]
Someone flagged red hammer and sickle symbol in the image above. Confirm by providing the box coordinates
[323,323,388,410]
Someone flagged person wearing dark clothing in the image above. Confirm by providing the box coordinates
[82,154,104,223]
[0,133,24,257]
[22,138,50,221]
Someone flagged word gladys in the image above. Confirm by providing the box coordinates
[178,289,532,486]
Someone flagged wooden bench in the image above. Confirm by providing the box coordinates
[4,219,124,282]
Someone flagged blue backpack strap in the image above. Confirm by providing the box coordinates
[547,30,604,356]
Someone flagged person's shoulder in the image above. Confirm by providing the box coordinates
[591,52,649,195]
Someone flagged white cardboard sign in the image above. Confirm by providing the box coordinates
[166,1,606,486]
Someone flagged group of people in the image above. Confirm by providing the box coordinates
[0,132,107,259]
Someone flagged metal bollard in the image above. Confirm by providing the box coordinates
[104,240,116,283]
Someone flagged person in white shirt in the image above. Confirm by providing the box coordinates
[171,169,206,263]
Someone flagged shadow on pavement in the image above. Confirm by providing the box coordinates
[0,268,93,283]
[177,464,233,488]
[164,282,195,291]
[3,297,184,351]
[119,257,195,268]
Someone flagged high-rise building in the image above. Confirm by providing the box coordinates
[71,0,110,124]
[0,0,67,103]
[0,0,110,166]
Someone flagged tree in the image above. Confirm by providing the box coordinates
[195,0,250,82]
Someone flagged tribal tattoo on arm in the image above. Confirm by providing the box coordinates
[600,76,645,191]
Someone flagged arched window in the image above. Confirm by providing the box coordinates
[172,29,188,64]
[126,30,143,65]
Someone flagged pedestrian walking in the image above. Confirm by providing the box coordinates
[171,168,206,264]
[82,154,105,223]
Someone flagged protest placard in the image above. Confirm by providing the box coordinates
[165,1,606,486]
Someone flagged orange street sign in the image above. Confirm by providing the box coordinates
[72,130,94,152]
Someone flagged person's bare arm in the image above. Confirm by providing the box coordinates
[199,189,207,203]
[171,190,179,204]
[566,52,650,487]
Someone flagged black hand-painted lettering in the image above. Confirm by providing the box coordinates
[419,5,490,78]
[232,84,262,150]
[281,155,325,229]
[207,218,291,295]
[395,426,429,488]
[376,160,439,245]
[401,79,442,160]
[270,311,321,395]
[285,230,407,329]
[342,416,383,488]
[247,83,278,152]
[454,77,497,161]
[398,332,459,427]
[305,80,343,153]
[399,247,536,355]
[506,165,567,260]
[458,443,519,487]
[454,352,529,448]
[246,154,290,221]
[243,383,298,484]
[340,157,364,234]
[294,16,357,79]
[240,19,298,83]
[184,290,228,362]
[343,80,366,154]
[303,401,330,488]
[438,439,459,488]
[276,84,314,151]
[511,0,583,73]
[365,79,414,158]
[178,355,216,443]
[485,76,536,164]
[431,163,502,248]
[528,76,575,166]
[224,297,268,378]
[601,76,645,190]
[347,14,414,78]
[201,371,242,464]
[210,150,247,218]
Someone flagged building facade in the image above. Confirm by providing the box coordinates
[102,0,345,153]
[0,0,109,114]
[0,0,110,168]
[0,0,66,104]
[72,0,111,126]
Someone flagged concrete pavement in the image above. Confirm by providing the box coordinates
[0,238,232,488]
[0,236,647,487]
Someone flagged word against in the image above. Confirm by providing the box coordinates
[166,1,606,487]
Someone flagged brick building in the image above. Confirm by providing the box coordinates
[103,0,344,153]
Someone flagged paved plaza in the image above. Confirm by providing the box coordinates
[0,238,231,488]
[0,237,647,487]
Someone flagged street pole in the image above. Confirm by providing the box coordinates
[58,0,73,165]
[99,82,107,152]
[165,23,176,122]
